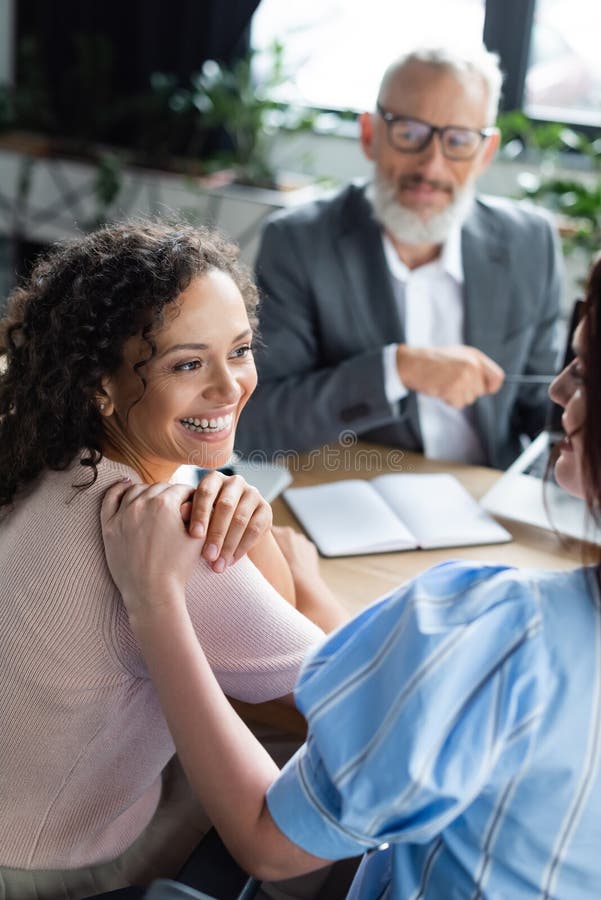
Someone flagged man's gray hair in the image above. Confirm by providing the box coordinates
[378,45,504,125]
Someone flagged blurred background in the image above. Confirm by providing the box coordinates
[0,0,599,312]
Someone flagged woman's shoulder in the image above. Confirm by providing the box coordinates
[1,453,141,594]
[378,560,595,629]
[5,453,140,513]
[325,561,546,646]
[66,453,141,500]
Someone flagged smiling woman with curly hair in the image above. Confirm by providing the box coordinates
[0,220,259,506]
[0,220,344,899]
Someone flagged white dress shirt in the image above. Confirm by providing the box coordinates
[381,228,487,464]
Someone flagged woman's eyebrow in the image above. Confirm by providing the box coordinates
[158,342,209,357]
[157,331,252,357]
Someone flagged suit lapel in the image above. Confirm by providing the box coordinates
[337,186,405,346]
[462,205,509,357]
[336,184,422,448]
[462,202,511,464]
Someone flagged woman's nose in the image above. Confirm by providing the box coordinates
[549,369,568,407]
[204,365,241,403]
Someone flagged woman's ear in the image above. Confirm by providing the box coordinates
[95,394,114,416]
[96,377,115,416]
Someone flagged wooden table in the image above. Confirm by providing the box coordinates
[271,441,584,617]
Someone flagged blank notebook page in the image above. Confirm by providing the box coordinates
[284,480,417,556]
[372,473,511,549]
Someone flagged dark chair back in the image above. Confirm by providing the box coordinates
[83,828,261,900]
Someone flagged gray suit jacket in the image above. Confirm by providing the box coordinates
[236,181,563,469]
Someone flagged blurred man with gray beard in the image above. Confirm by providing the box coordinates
[236,45,563,469]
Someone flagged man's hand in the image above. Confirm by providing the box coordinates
[186,472,273,573]
[396,344,505,408]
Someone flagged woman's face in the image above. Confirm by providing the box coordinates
[101,270,257,482]
[549,319,586,499]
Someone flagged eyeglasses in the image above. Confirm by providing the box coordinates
[376,103,496,161]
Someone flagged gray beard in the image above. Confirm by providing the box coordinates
[366,174,475,245]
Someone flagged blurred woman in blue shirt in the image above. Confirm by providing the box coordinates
[102,256,601,898]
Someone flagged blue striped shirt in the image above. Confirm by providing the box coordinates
[267,561,601,898]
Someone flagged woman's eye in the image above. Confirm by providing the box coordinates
[231,344,253,359]
[570,359,585,381]
[174,359,202,372]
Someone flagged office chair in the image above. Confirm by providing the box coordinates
[91,877,257,900]
[83,827,261,900]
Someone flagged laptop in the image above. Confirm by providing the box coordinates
[481,301,601,542]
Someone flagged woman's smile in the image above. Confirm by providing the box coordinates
[101,270,257,481]
[178,410,235,439]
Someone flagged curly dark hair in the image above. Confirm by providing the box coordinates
[0,220,259,508]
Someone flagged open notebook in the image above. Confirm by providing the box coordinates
[284,473,512,557]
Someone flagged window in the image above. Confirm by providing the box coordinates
[524,0,601,126]
[251,0,601,128]
[252,0,485,112]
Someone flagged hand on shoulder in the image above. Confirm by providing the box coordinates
[101,480,203,621]
[185,471,273,573]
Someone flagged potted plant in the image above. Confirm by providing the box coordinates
[497,111,601,294]
[497,112,601,256]
[0,36,327,270]
[189,40,317,189]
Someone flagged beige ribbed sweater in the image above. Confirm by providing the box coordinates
[0,456,322,869]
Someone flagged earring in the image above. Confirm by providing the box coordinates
[98,402,106,412]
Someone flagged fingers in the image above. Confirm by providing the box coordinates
[187,470,228,541]
[188,472,274,572]
[272,525,318,562]
[100,478,133,525]
[104,472,271,576]
[272,525,301,550]
[180,500,193,524]
[203,476,268,571]
[398,345,503,406]
[482,357,505,393]
[102,479,195,526]
[271,525,289,544]
[229,503,273,565]
[440,350,505,407]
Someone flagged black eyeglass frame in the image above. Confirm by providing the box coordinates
[376,103,497,160]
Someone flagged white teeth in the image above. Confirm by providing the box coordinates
[180,413,233,434]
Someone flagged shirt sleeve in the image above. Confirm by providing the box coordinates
[267,561,551,859]
[382,344,410,403]
[185,556,324,703]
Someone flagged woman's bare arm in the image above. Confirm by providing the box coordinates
[131,598,327,880]
[247,531,296,606]
[272,527,350,632]
[101,481,329,881]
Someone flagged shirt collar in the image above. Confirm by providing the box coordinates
[382,222,464,285]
